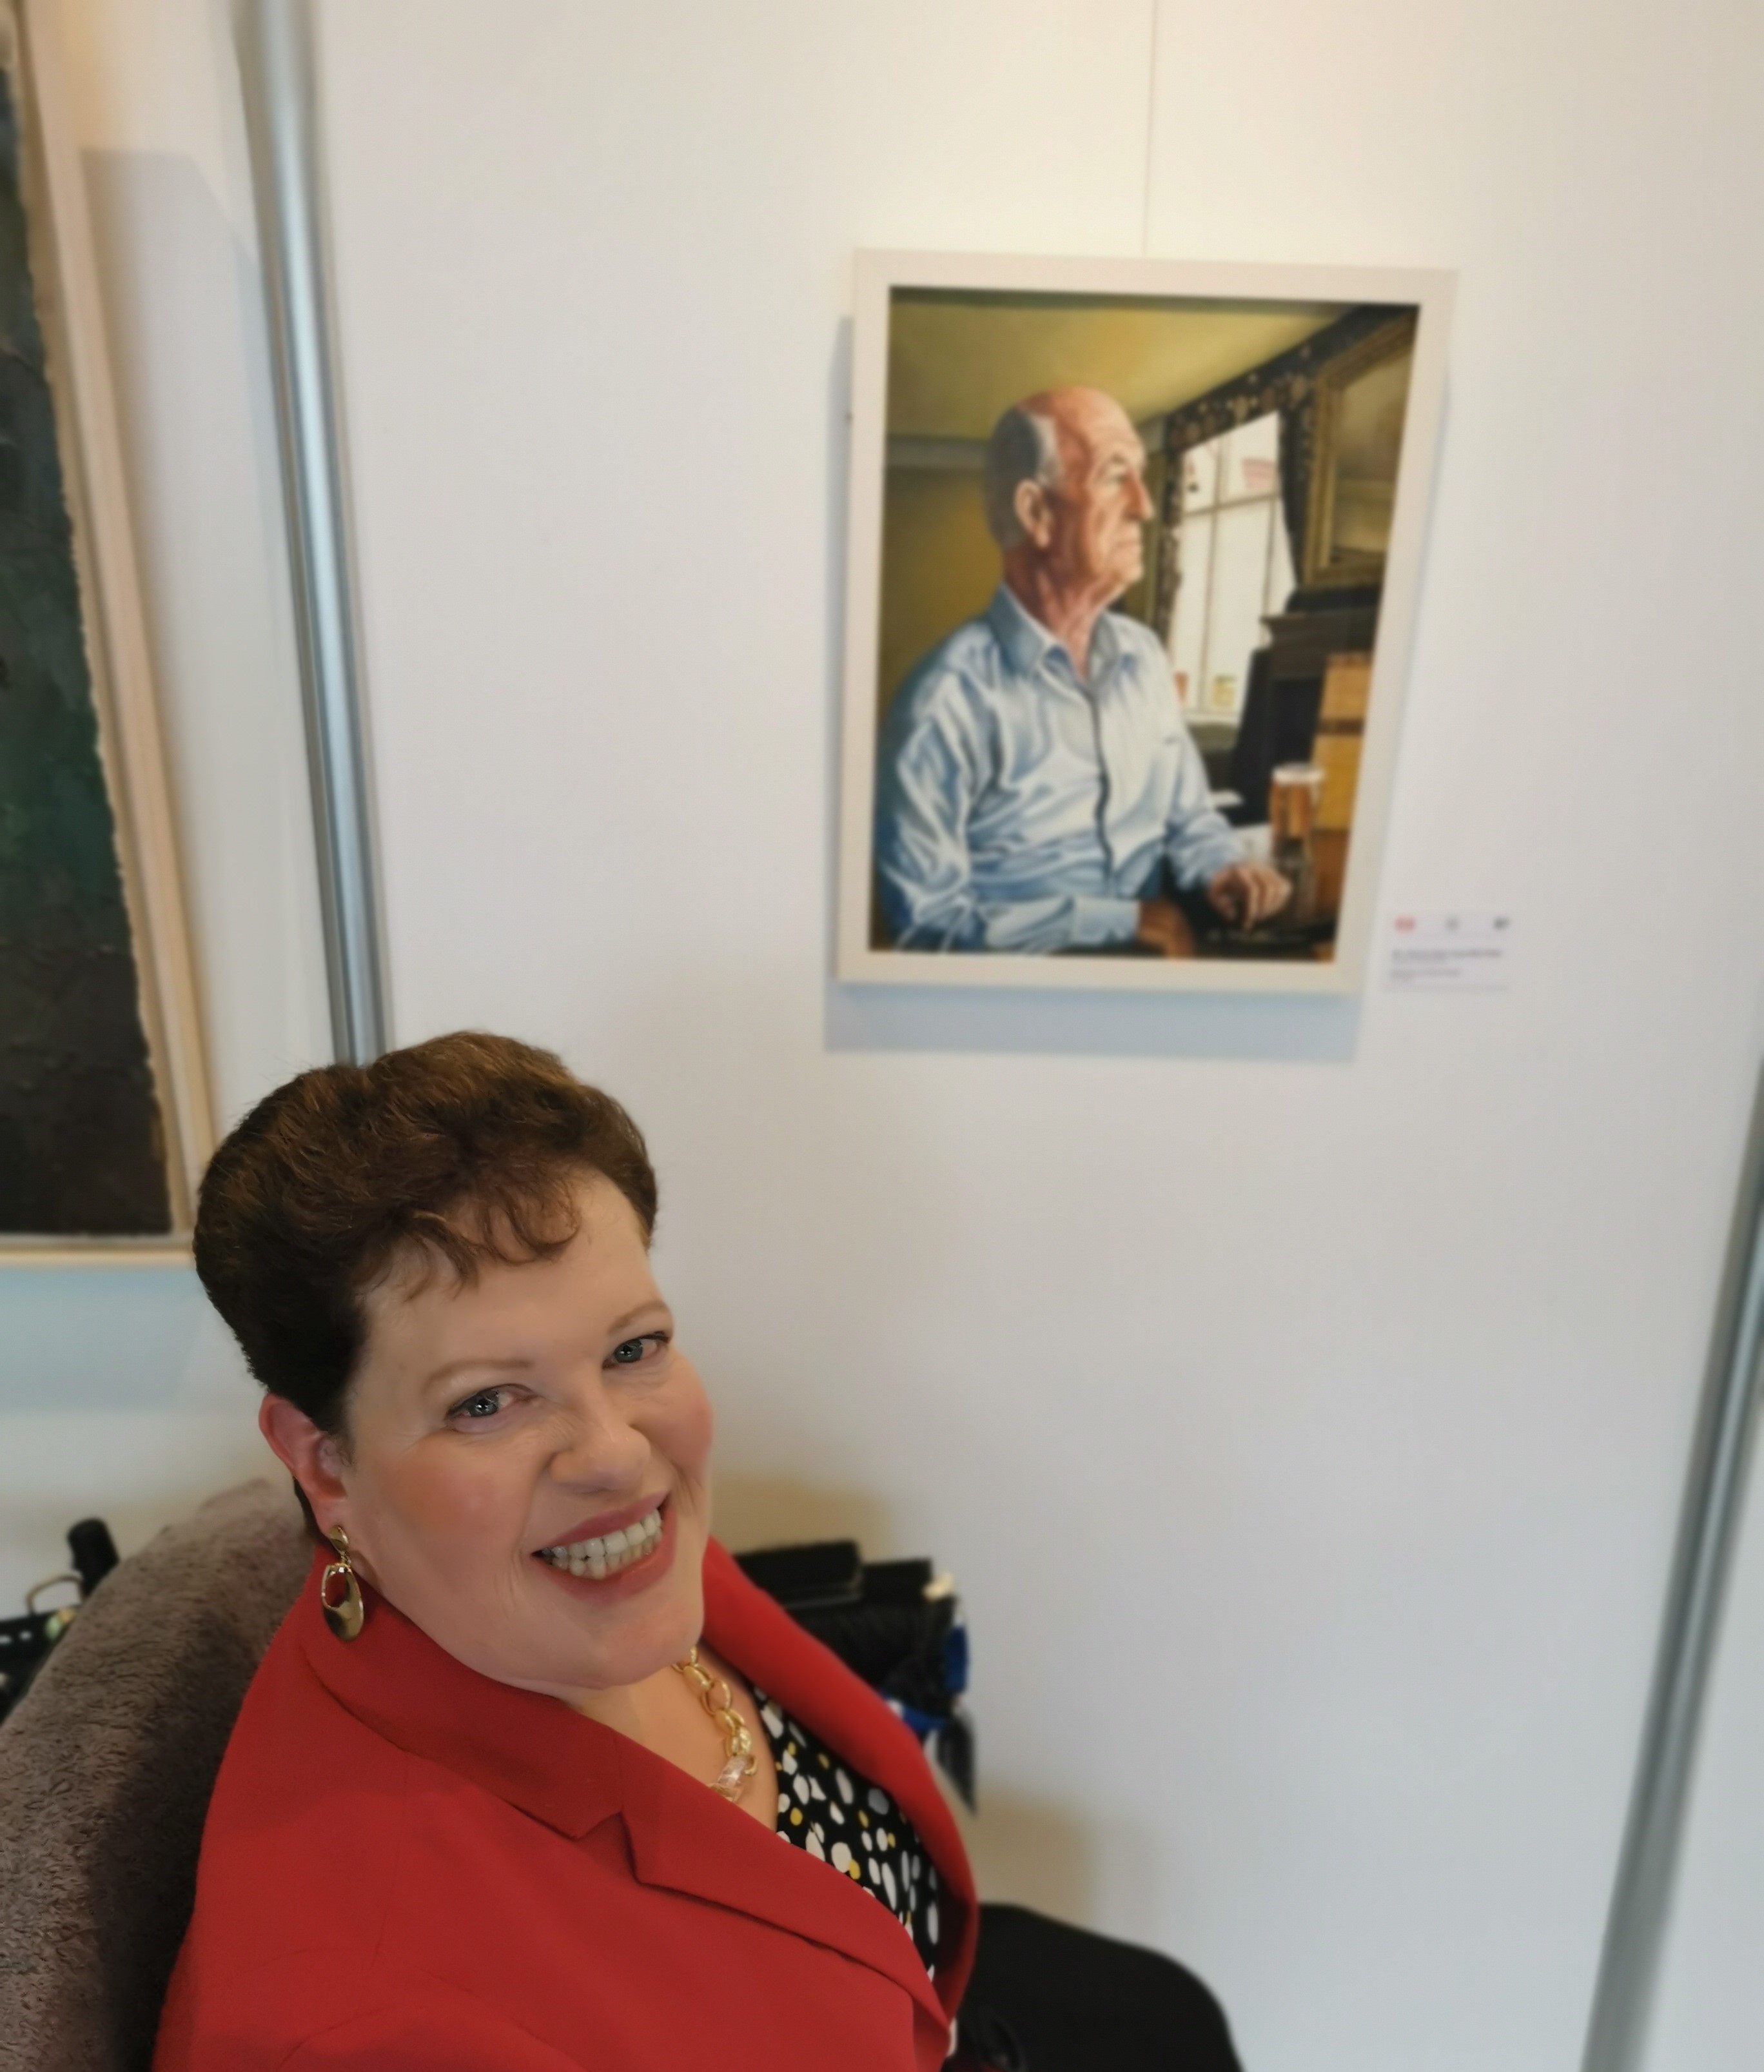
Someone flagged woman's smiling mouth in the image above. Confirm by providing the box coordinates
[536,1499,667,1580]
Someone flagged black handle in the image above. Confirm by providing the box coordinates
[66,1518,119,1597]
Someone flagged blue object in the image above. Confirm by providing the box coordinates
[875,586,1244,952]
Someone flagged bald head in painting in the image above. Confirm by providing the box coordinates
[874,384,1289,957]
[985,388,1153,670]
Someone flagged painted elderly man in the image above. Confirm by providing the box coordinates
[875,386,1289,955]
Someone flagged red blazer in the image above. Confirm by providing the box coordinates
[155,1541,975,2069]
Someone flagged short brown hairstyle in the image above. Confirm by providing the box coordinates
[193,1031,657,1436]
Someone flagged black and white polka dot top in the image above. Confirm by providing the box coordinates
[751,1686,942,1978]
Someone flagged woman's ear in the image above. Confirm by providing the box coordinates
[259,1394,350,1535]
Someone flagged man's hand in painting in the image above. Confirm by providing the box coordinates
[1205,863,1291,931]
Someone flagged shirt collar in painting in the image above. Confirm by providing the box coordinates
[985,581,1128,687]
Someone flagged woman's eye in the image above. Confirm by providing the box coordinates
[450,1388,509,1421]
[609,1333,666,1367]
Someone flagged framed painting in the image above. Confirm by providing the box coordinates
[0,0,211,1256]
[834,251,1454,994]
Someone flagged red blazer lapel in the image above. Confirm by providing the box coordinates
[700,1542,977,2015]
[614,1735,951,2039]
[295,1541,975,2042]
[295,1555,623,1837]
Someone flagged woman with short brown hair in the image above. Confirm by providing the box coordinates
[157,1031,975,2070]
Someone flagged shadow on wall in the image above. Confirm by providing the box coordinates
[712,1469,1104,1928]
[825,975,1363,1063]
[951,1783,1098,1925]
[711,1472,894,1557]
[78,143,325,1103]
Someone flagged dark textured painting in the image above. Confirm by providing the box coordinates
[0,70,169,1236]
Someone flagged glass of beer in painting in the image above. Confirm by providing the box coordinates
[1269,764,1324,923]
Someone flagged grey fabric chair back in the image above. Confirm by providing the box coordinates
[0,1480,310,2072]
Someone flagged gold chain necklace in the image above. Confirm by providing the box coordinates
[673,1646,758,1802]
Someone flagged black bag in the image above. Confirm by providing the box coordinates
[734,1539,975,1806]
[956,1904,1244,2071]
[0,1519,119,1726]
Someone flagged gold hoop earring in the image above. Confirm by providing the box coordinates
[319,1527,364,1643]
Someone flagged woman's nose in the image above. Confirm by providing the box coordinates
[551,1388,649,1488]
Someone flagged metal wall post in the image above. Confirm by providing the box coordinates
[237,0,387,1064]
[1582,1060,1764,2071]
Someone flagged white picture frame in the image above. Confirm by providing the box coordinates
[835,250,1454,995]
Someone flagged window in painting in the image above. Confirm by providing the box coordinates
[1163,411,1294,728]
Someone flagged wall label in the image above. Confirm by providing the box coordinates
[1385,912,1514,991]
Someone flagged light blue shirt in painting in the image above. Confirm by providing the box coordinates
[875,585,1246,953]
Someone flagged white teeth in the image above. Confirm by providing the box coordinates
[538,1505,663,1577]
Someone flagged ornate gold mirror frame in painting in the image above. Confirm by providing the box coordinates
[1300,313,1419,593]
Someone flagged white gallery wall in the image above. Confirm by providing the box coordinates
[3,3,1763,2068]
